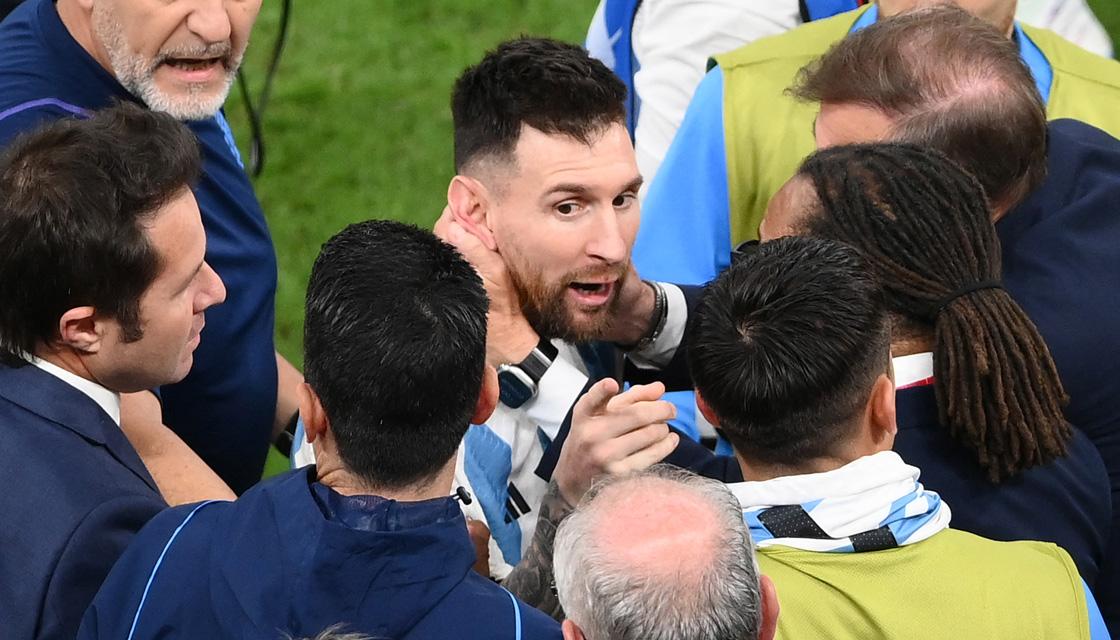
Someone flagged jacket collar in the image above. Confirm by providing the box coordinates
[0,362,157,492]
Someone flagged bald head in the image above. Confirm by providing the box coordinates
[554,466,774,640]
[592,477,723,584]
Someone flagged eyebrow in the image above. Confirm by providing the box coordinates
[543,176,644,199]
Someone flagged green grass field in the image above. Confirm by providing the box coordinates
[226,0,1120,371]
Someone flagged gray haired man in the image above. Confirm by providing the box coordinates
[554,466,779,640]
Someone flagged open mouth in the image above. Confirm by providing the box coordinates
[165,57,224,70]
[568,281,615,306]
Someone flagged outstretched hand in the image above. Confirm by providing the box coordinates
[554,379,679,505]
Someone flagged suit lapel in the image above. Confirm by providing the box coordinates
[0,363,159,493]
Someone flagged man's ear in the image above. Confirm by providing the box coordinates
[57,306,104,354]
[758,574,780,640]
[471,365,499,425]
[561,620,586,640]
[695,390,721,429]
[447,175,498,251]
[868,372,897,452]
[298,382,330,445]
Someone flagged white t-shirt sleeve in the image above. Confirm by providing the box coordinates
[631,0,802,184]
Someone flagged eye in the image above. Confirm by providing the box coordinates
[612,194,635,208]
[557,202,579,215]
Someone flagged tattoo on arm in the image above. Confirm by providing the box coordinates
[501,480,574,620]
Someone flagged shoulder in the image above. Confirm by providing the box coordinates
[429,576,562,639]
[0,99,88,147]
[713,9,858,72]
[933,529,1082,577]
[1025,24,1120,91]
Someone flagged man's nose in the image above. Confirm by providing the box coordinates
[199,262,227,310]
[186,0,233,44]
[586,210,628,263]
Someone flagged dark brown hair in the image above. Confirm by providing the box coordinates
[798,143,1070,482]
[791,5,1047,210]
[0,101,200,366]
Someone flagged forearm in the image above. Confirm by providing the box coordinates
[273,351,304,441]
[501,479,574,620]
[120,392,235,504]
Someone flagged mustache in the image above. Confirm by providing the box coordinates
[562,262,629,285]
[153,42,234,67]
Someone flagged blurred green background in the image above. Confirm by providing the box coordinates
[226,0,1120,371]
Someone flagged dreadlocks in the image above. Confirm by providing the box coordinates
[796,143,1070,482]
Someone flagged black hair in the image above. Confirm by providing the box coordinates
[797,143,1070,482]
[451,37,626,171]
[0,101,201,366]
[687,236,891,467]
[304,220,489,490]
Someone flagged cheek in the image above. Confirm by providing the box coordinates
[231,3,261,44]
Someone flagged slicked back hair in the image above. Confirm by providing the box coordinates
[451,37,627,172]
[0,101,200,366]
[554,466,763,640]
[304,221,488,490]
[790,5,1047,209]
[796,143,1070,482]
[687,237,891,467]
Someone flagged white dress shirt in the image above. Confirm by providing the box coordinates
[31,357,121,425]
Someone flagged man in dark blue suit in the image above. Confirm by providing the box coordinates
[0,102,227,639]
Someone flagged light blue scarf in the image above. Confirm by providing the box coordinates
[729,452,951,553]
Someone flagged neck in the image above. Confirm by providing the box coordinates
[317,458,455,503]
[34,346,104,387]
[55,0,114,75]
[736,452,854,482]
[877,1,1017,38]
[890,335,933,358]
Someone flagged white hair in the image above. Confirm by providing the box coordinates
[554,465,762,640]
[91,3,244,121]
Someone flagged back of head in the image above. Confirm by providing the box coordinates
[303,221,488,490]
[794,143,1071,481]
[0,101,200,365]
[791,5,1047,209]
[687,237,890,468]
[451,37,626,172]
[554,466,763,640]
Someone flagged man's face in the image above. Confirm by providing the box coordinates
[95,189,227,392]
[485,124,642,343]
[813,101,895,150]
[90,0,261,120]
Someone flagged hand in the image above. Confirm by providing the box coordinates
[601,264,658,346]
[466,518,492,577]
[435,207,538,365]
[554,379,679,505]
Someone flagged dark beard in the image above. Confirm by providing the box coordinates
[507,262,626,344]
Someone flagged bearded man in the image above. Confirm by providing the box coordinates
[437,38,740,592]
[0,0,303,497]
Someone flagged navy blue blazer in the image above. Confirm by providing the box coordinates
[894,384,1111,585]
[997,119,1120,628]
[0,363,165,640]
